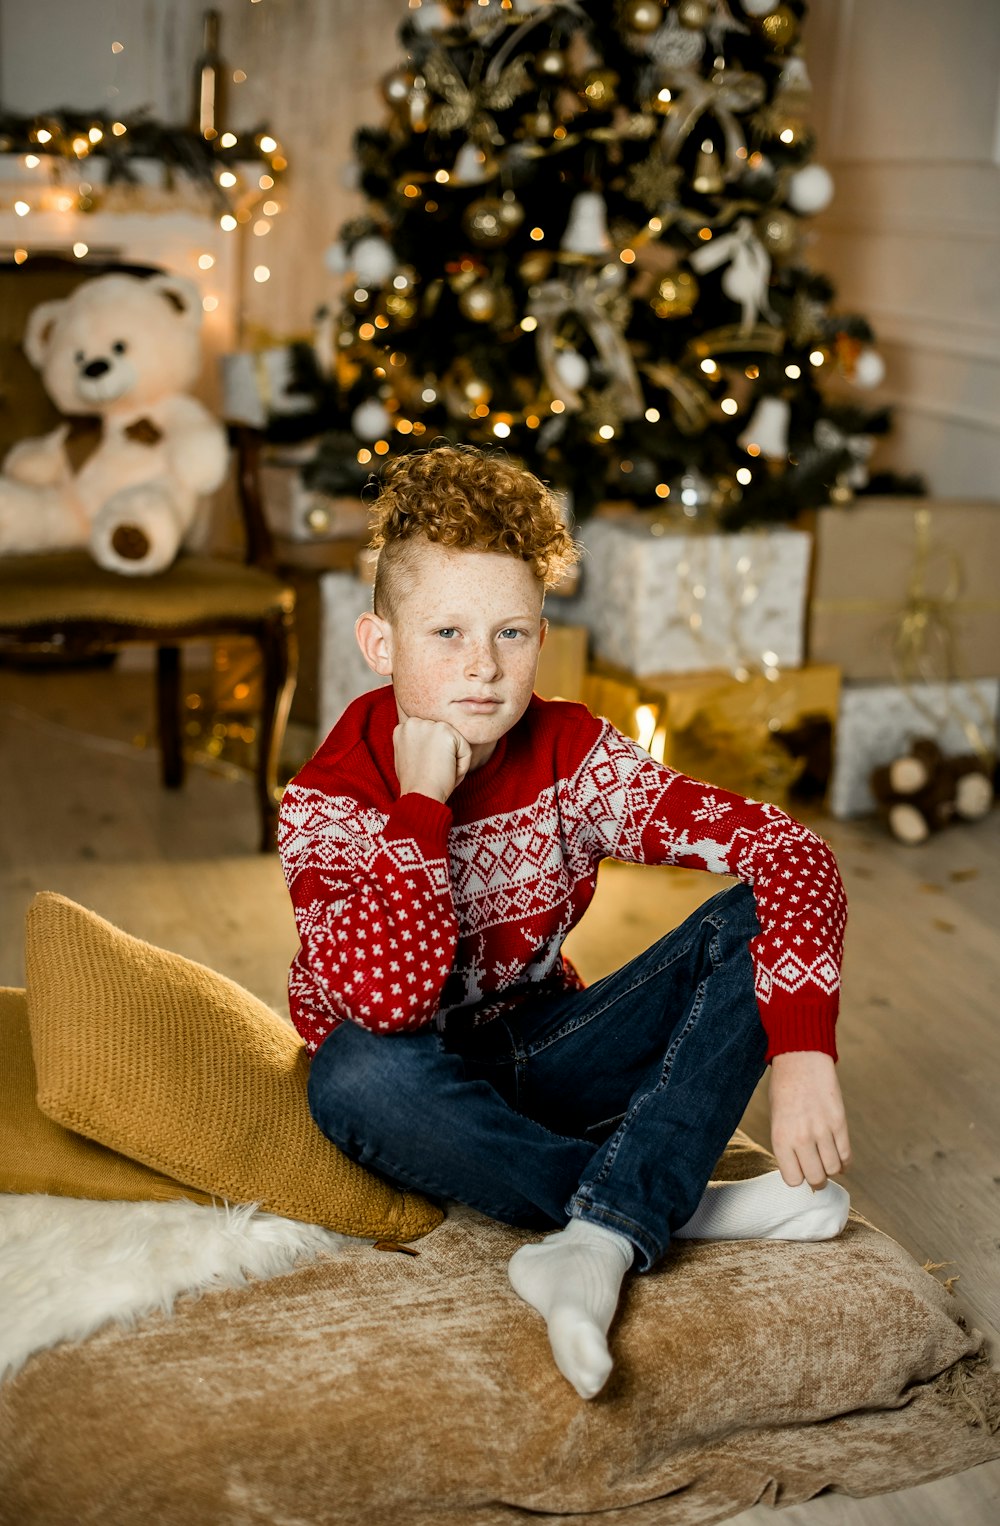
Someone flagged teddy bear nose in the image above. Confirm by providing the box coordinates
[83,358,111,378]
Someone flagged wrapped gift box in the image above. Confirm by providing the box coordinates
[569,517,812,678]
[581,661,841,806]
[829,677,1000,819]
[318,572,589,740]
[257,443,371,544]
[809,500,1000,681]
[646,664,842,808]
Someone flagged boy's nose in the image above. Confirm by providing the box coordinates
[466,640,500,679]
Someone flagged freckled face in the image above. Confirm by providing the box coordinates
[383,541,546,765]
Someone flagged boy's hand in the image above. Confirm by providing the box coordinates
[768,1050,851,1190]
[394,714,472,803]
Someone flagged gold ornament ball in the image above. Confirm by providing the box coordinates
[380,67,413,106]
[518,249,553,284]
[756,207,798,255]
[459,281,498,323]
[623,0,663,33]
[653,268,699,317]
[535,48,565,78]
[828,480,854,505]
[759,5,799,48]
[677,0,710,29]
[499,190,525,232]
[582,69,619,107]
[463,196,518,246]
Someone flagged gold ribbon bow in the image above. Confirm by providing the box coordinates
[423,48,533,136]
[891,507,997,760]
[527,269,645,420]
[659,67,766,180]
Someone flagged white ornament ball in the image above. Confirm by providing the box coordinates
[351,398,392,441]
[409,2,456,33]
[351,235,397,288]
[742,0,780,15]
[324,240,350,275]
[787,163,835,215]
[554,349,589,392]
[851,347,886,389]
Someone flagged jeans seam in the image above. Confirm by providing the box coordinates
[586,969,709,1191]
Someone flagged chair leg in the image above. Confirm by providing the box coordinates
[156,644,185,789]
[255,606,298,852]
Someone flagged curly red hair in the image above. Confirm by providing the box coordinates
[369,444,578,618]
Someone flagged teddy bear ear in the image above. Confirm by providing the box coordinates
[23,299,66,369]
[147,273,202,323]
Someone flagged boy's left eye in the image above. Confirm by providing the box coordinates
[499,628,524,640]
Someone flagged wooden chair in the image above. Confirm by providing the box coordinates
[0,427,297,851]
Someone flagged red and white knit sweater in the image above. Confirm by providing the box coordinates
[279,686,846,1064]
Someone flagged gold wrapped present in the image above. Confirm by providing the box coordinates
[641,664,842,807]
[809,500,1000,681]
[535,625,589,705]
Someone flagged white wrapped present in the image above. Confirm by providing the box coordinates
[318,572,386,741]
[829,677,999,819]
[570,517,812,677]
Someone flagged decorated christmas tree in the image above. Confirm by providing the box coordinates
[307,0,890,527]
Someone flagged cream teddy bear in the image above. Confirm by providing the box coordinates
[0,271,228,576]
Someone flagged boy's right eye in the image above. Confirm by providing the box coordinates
[435,628,457,639]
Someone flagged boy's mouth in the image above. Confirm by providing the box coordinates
[455,697,502,711]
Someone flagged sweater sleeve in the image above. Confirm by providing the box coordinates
[568,723,846,1062]
[278,783,459,1052]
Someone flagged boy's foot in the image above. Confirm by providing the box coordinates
[674,1169,850,1242]
[507,1216,634,1400]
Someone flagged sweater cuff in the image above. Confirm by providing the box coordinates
[762,997,839,1064]
[383,792,453,856]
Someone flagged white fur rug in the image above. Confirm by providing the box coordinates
[0,1193,352,1381]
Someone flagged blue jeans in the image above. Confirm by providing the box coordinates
[307,884,767,1271]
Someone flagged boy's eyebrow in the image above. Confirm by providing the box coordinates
[426,612,540,626]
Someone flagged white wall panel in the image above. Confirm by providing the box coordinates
[805,0,1000,496]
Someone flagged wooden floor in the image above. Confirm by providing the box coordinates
[1,660,998,1524]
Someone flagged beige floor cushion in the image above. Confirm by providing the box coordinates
[2,1134,998,1526]
[24,892,441,1241]
[0,987,211,1204]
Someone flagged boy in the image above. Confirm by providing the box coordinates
[279,444,851,1400]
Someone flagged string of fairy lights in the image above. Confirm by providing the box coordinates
[0,16,286,309]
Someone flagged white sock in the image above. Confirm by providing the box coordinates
[673,1169,850,1242]
[507,1217,634,1401]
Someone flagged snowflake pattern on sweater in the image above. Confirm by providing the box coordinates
[279,687,846,1062]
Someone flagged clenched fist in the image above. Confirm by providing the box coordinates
[394,713,473,804]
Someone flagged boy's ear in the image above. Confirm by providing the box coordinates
[355,611,393,676]
[539,616,548,648]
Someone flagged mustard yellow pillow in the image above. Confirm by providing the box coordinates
[0,986,213,1203]
[24,893,442,1241]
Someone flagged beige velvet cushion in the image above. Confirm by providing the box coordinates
[24,892,442,1240]
[2,1134,998,1526]
[0,986,211,1204]
[0,551,293,627]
